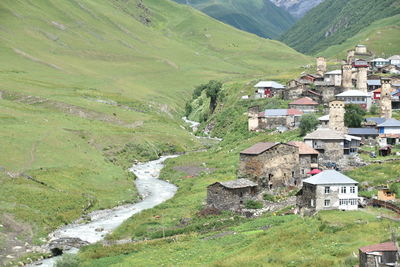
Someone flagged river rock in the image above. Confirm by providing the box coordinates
[95,227,104,232]
[48,237,89,254]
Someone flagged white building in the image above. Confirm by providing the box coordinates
[296,170,359,211]
[388,55,400,66]
[254,81,285,98]
[377,118,400,146]
[336,90,371,110]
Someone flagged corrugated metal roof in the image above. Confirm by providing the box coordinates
[378,118,400,127]
[365,117,386,125]
[304,128,344,140]
[367,80,381,86]
[289,97,319,106]
[325,70,341,75]
[264,109,288,116]
[318,115,329,121]
[359,242,397,253]
[303,170,358,185]
[287,141,319,155]
[348,128,378,135]
[254,81,285,89]
[217,179,258,189]
[388,55,400,60]
[240,142,278,155]
[336,90,369,97]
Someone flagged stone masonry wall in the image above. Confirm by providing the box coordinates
[207,184,257,211]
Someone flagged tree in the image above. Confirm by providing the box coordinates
[299,114,319,136]
[344,104,366,127]
[369,104,379,115]
[205,80,222,113]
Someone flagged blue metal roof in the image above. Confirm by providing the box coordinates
[348,128,378,135]
[378,118,400,127]
[365,117,386,125]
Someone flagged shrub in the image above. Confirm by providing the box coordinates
[55,254,80,267]
[370,104,379,115]
[245,200,263,209]
[299,114,319,136]
[263,193,276,202]
[344,104,366,127]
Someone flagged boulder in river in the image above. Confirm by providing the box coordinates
[48,237,89,255]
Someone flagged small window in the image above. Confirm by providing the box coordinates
[340,186,347,194]
[324,199,330,207]
[292,171,295,178]
[350,186,356,194]
[325,187,330,194]
[311,199,314,207]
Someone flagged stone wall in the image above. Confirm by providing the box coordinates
[207,184,257,211]
[299,154,318,179]
[283,85,305,100]
[316,57,327,76]
[380,78,392,119]
[329,100,346,133]
[239,144,300,189]
[296,183,316,209]
[342,64,353,90]
[357,67,368,92]
[321,140,344,162]
[248,106,259,131]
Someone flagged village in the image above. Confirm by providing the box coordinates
[206,45,400,267]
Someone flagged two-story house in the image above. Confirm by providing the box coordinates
[377,118,400,146]
[296,170,359,211]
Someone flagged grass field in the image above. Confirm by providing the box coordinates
[0,0,311,260]
[319,14,400,59]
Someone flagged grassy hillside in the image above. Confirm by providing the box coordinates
[319,14,400,59]
[172,0,295,39]
[280,0,400,54]
[0,0,310,260]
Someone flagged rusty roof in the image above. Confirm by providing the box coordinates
[287,141,319,155]
[210,179,258,189]
[240,142,278,155]
[359,242,398,253]
[289,97,319,106]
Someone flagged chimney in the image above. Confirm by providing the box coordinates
[341,64,353,91]
[248,106,260,131]
[356,67,368,92]
[380,78,392,119]
[329,100,346,134]
[316,57,327,77]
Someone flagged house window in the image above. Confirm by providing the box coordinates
[325,187,330,194]
[292,171,295,178]
[310,199,314,207]
[350,186,356,194]
[324,199,330,207]
[340,186,347,194]
[302,169,305,175]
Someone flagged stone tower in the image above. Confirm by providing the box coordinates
[356,67,368,92]
[316,57,327,76]
[380,78,392,119]
[347,50,355,64]
[341,64,353,91]
[329,100,346,133]
[248,106,260,131]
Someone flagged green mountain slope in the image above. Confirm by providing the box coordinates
[319,14,400,58]
[172,0,296,39]
[0,0,309,258]
[280,0,400,54]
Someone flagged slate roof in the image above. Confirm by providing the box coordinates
[217,179,258,189]
[304,128,344,140]
[377,118,400,127]
[303,170,358,185]
[287,141,319,155]
[336,90,369,97]
[289,97,319,106]
[359,242,398,253]
[348,128,379,136]
[365,117,386,125]
[254,81,285,89]
[240,142,278,155]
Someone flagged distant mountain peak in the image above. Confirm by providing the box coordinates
[270,0,325,18]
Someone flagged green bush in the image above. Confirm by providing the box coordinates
[245,200,263,209]
[55,254,80,267]
[263,193,276,202]
[299,114,319,136]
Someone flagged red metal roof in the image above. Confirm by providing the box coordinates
[289,97,319,106]
[359,242,397,253]
[287,109,304,116]
[307,169,322,175]
[373,88,381,93]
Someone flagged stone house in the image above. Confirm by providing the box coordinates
[296,170,359,211]
[207,179,258,211]
[336,90,371,110]
[355,45,368,55]
[254,81,285,98]
[248,107,303,131]
[238,142,301,190]
[323,70,342,87]
[359,242,399,267]
[388,55,400,66]
[304,128,345,162]
[288,97,319,113]
[377,118,400,146]
[348,128,379,144]
[287,141,319,179]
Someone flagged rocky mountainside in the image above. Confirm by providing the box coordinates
[172,0,295,39]
[270,0,325,18]
[280,0,400,54]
